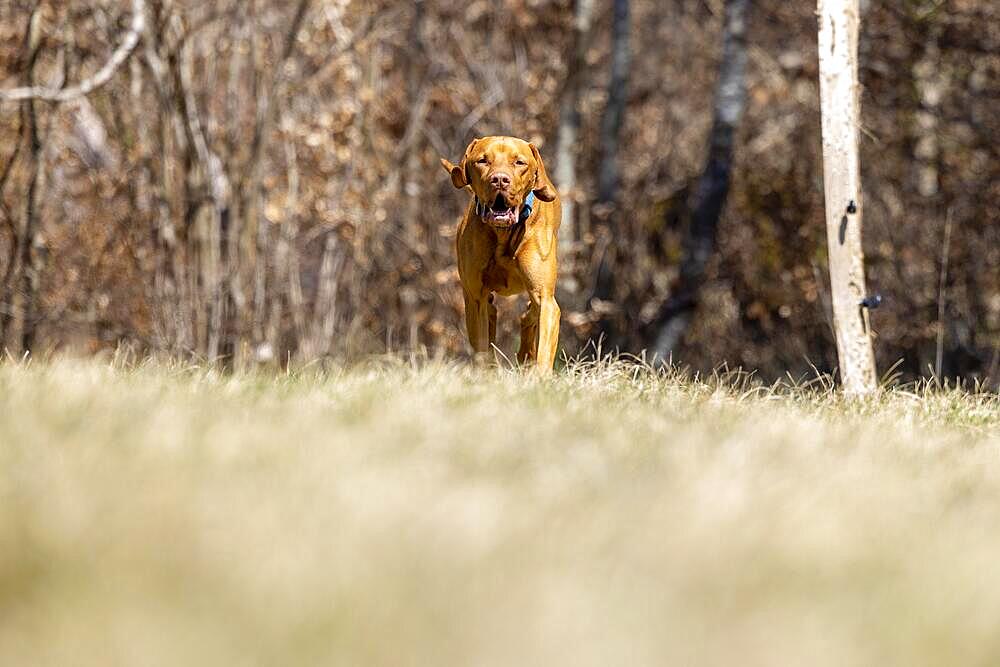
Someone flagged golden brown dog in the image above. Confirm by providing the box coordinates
[441,136,561,371]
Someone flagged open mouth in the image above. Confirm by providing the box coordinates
[483,193,518,228]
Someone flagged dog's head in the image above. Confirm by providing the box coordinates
[441,136,557,228]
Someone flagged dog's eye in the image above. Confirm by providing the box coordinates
[515,159,527,166]
[476,157,489,165]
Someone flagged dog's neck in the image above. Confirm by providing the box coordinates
[472,200,531,256]
[483,223,517,242]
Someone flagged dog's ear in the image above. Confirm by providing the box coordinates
[441,138,482,190]
[440,158,466,189]
[529,143,557,202]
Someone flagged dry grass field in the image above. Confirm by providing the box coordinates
[1,356,999,666]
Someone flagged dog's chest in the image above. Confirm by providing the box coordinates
[482,241,526,295]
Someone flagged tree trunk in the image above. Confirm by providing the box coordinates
[16,9,44,356]
[817,0,877,394]
[553,0,595,254]
[18,93,42,356]
[597,0,630,204]
[589,0,630,348]
[648,0,749,363]
[230,0,311,364]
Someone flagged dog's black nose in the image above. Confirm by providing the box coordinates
[490,172,511,190]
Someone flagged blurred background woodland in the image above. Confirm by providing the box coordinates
[0,0,996,385]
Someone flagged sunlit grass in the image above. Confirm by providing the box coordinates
[1,356,998,666]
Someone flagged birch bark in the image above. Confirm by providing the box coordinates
[818,0,877,394]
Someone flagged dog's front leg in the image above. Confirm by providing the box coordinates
[531,292,560,373]
[517,302,539,364]
[487,293,498,350]
[463,290,492,359]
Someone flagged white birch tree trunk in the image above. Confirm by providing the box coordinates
[817,0,877,394]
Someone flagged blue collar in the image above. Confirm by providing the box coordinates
[474,192,536,224]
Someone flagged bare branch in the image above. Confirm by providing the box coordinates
[0,0,145,104]
[244,0,313,175]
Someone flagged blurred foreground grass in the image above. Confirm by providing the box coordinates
[1,357,999,666]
